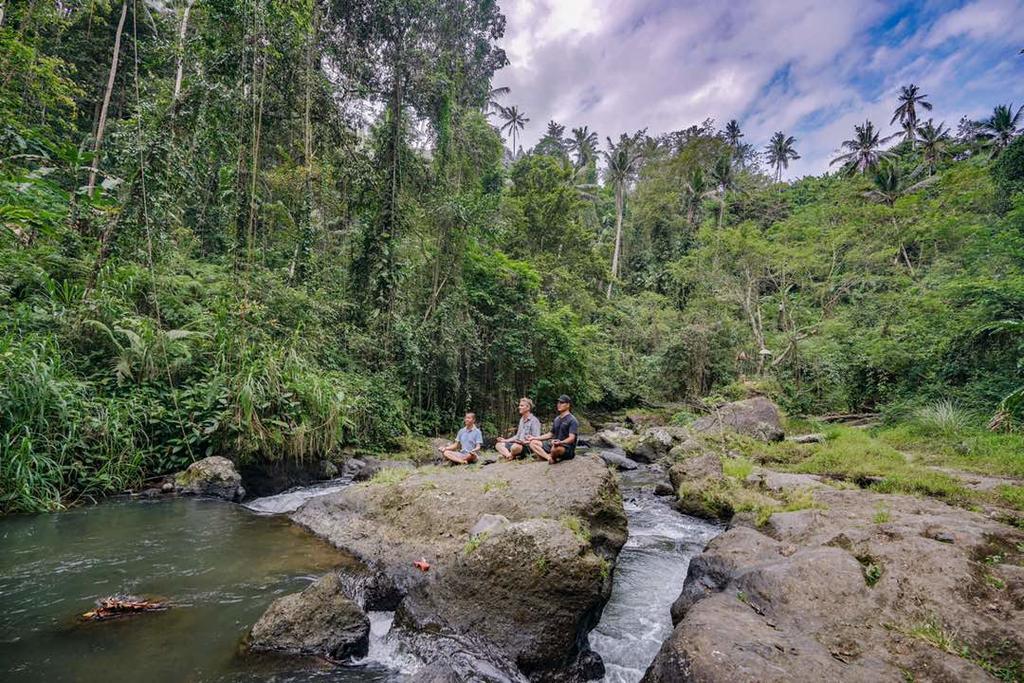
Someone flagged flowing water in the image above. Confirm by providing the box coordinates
[1,460,719,683]
[0,496,403,683]
[590,463,721,683]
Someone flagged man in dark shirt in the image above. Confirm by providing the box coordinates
[527,394,579,464]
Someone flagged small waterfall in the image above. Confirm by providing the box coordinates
[243,477,353,515]
[590,465,721,682]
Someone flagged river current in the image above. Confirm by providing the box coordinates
[0,455,718,682]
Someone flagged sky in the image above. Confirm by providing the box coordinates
[491,0,1024,178]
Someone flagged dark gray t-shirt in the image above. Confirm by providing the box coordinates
[552,412,579,459]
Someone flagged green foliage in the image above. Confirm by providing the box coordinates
[560,515,592,545]
[1,0,1022,515]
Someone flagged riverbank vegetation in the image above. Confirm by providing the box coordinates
[2,2,1023,512]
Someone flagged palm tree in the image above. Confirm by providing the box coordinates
[709,152,737,229]
[864,161,938,272]
[497,105,529,158]
[603,130,646,298]
[483,86,510,116]
[682,166,710,227]
[915,119,950,174]
[830,120,896,175]
[764,131,800,183]
[536,120,568,158]
[977,104,1024,156]
[891,84,932,147]
[723,120,743,149]
[567,126,599,168]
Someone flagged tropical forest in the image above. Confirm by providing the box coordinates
[1,2,1023,682]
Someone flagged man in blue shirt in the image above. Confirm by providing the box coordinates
[527,395,579,464]
[439,411,483,465]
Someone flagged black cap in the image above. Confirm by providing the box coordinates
[557,394,572,404]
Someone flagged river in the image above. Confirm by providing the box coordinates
[0,459,718,683]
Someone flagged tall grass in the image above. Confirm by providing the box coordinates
[913,399,973,436]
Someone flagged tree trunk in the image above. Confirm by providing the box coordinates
[172,0,194,103]
[87,0,128,197]
[606,183,624,299]
[717,193,725,230]
[0,2,6,29]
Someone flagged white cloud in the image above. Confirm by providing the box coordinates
[492,0,1024,177]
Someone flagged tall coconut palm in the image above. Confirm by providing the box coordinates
[915,119,950,174]
[497,105,529,158]
[709,153,737,229]
[978,104,1024,156]
[603,130,646,298]
[723,120,744,149]
[891,84,932,147]
[764,131,800,183]
[682,166,710,227]
[483,86,510,116]
[830,120,896,175]
[567,126,599,168]
[864,161,938,271]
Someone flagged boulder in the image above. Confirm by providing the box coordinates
[668,454,728,519]
[592,426,635,449]
[691,397,784,442]
[625,412,666,429]
[395,518,610,679]
[341,456,415,482]
[291,455,627,680]
[645,485,1024,682]
[624,427,674,463]
[249,573,370,660]
[173,456,245,501]
[654,482,675,497]
[597,449,639,471]
[667,438,702,461]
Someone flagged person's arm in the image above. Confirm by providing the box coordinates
[471,430,483,454]
[530,430,553,442]
[439,430,462,452]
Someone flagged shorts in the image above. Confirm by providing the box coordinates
[542,441,575,460]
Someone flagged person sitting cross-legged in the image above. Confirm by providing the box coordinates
[527,394,579,465]
[496,397,541,460]
[439,411,483,465]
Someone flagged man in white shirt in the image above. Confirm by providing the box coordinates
[496,397,541,460]
[439,411,483,465]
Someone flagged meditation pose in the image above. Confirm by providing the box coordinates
[439,411,483,464]
[527,394,579,464]
[496,397,541,460]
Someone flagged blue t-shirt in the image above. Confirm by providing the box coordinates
[456,426,483,454]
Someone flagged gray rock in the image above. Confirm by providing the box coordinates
[654,482,675,497]
[160,481,174,493]
[249,573,370,660]
[667,438,703,460]
[593,427,635,449]
[646,484,1024,682]
[292,455,628,680]
[470,514,510,537]
[691,397,785,442]
[395,518,610,679]
[598,450,639,471]
[173,456,245,501]
[625,427,674,463]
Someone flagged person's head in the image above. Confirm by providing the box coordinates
[518,397,534,416]
[556,395,572,414]
[464,411,476,428]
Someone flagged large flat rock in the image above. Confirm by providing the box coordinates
[644,484,1024,682]
[292,455,628,680]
